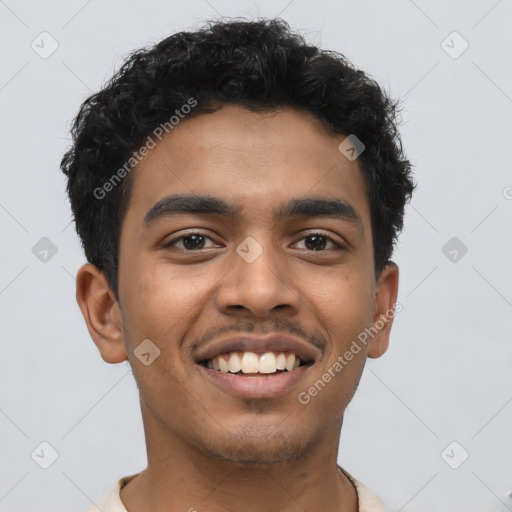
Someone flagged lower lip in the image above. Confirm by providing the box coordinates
[196,364,312,399]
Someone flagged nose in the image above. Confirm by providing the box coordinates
[215,236,301,319]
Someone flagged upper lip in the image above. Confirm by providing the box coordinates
[195,334,320,364]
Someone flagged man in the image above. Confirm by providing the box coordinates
[61,18,415,512]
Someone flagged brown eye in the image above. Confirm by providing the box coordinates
[294,233,345,251]
[163,233,217,251]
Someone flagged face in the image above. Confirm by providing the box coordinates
[77,105,398,466]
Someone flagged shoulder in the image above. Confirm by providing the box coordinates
[81,474,139,512]
[339,466,388,512]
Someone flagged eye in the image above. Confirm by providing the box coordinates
[163,232,218,251]
[293,232,345,251]
[162,231,346,252]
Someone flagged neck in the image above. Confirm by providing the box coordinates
[120,412,358,512]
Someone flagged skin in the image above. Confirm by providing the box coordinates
[76,105,399,512]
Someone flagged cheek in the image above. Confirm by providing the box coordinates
[306,267,374,406]
[118,259,205,400]
[333,278,373,339]
[304,262,374,341]
[120,255,216,345]
[297,273,372,420]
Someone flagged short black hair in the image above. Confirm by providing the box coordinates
[61,17,415,301]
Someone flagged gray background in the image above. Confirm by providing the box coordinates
[1,0,511,511]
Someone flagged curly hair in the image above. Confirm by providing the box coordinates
[61,18,415,301]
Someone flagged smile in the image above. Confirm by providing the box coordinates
[201,350,307,375]
[197,351,313,399]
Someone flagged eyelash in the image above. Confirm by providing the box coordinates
[162,231,345,252]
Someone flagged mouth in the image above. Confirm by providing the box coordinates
[196,350,314,399]
[199,350,312,376]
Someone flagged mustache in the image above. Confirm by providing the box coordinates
[190,318,325,353]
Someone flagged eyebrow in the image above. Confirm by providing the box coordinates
[143,193,364,232]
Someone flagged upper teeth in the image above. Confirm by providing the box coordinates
[206,351,301,374]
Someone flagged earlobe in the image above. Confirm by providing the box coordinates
[75,263,128,364]
[367,262,399,359]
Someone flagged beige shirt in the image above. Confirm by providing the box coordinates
[83,466,387,512]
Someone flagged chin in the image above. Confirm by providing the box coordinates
[201,429,313,467]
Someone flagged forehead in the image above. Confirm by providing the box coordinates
[123,105,370,230]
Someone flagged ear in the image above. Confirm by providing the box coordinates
[367,262,400,359]
[75,263,128,364]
